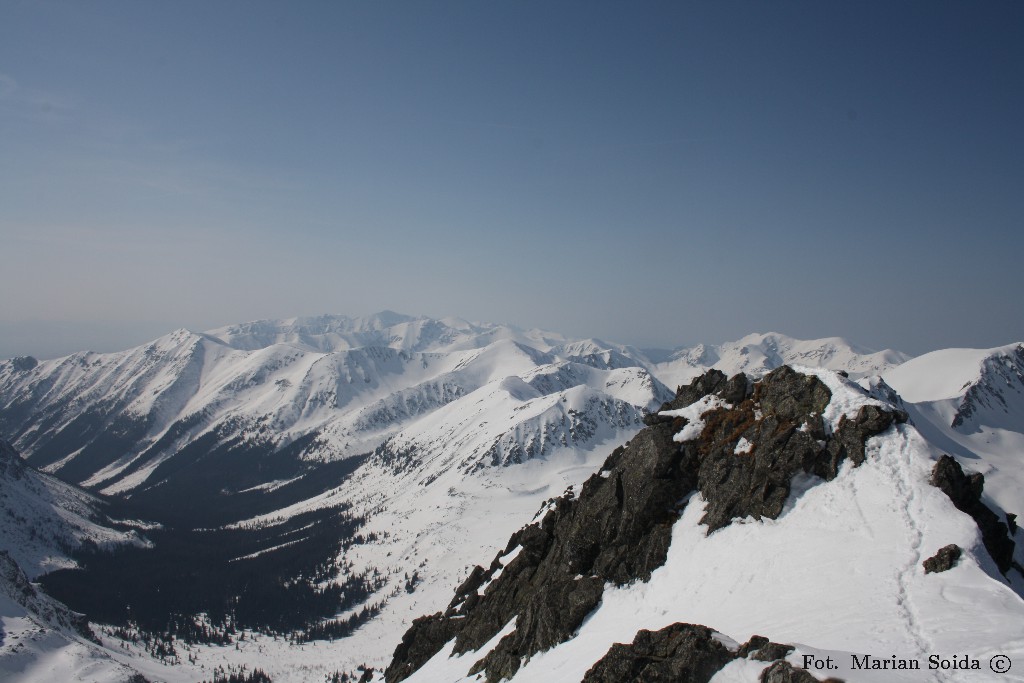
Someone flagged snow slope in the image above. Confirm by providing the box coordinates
[1,551,146,683]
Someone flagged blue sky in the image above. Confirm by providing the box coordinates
[2,1,1022,359]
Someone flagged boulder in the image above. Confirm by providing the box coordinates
[923,544,962,574]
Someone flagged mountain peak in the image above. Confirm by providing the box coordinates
[368,309,421,327]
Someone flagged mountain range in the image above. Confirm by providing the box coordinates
[0,313,1019,683]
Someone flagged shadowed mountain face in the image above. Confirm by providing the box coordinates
[950,344,1024,432]
[0,438,142,579]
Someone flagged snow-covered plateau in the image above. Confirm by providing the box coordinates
[0,313,1019,683]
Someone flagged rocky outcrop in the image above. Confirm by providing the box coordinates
[580,624,829,683]
[738,635,795,662]
[695,368,826,532]
[923,544,962,574]
[580,624,734,682]
[672,366,904,533]
[386,614,463,683]
[453,427,675,682]
[10,355,38,371]
[930,455,1016,574]
[385,367,907,683]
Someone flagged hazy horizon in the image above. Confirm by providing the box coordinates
[3,2,1022,361]
[3,309,1022,363]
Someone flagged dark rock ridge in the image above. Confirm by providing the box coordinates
[385,367,906,683]
[923,544,962,574]
[929,455,1018,575]
[737,635,796,662]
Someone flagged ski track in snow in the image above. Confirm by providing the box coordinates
[880,427,936,675]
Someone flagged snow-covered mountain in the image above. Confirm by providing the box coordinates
[382,366,1024,683]
[0,314,941,682]
[0,314,659,503]
[0,316,904,506]
[649,331,909,390]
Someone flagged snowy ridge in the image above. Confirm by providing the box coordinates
[951,344,1024,432]
[488,429,1022,682]
[386,366,1024,683]
[371,373,659,477]
[0,317,905,500]
[652,332,909,390]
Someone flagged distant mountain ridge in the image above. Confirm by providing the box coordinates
[0,313,908,501]
[949,343,1024,432]
[649,331,910,390]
